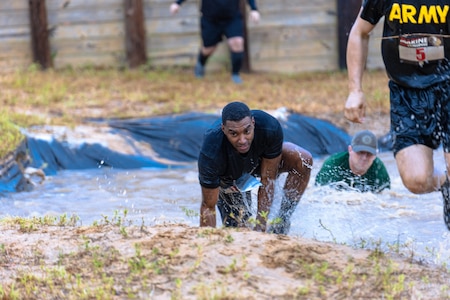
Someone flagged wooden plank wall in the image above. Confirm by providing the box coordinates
[0,0,385,74]
[249,0,337,73]
[0,1,31,72]
[144,0,201,67]
[46,0,126,69]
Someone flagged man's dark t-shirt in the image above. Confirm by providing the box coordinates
[198,110,283,189]
[361,0,450,88]
[176,0,258,20]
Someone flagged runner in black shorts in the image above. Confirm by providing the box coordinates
[197,102,313,234]
[390,80,450,155]
[170,0,260,84]
[344,0,450,230]
[200,17,242,49]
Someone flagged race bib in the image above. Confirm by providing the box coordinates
[398,35,444,65]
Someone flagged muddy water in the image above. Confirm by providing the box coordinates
[1,151,450,265]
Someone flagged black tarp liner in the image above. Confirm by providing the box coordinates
[107,112,220,162]
[26,138,169,176]
[0,163,26,193]
[281,114,350,158]
[2,112,393,193]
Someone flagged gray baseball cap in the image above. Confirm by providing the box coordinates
[351,130,377,155]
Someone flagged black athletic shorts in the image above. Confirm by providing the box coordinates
[390,80,450,156]
[217,190,252,227]
[200,16,243,47]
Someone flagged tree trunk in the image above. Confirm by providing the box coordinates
[28,0,52,69]
[123,0,147,68]
[239,0,250,73]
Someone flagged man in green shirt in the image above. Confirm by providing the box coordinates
[315,130,390,193]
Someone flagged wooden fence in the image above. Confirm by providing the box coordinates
[0,0,384,74]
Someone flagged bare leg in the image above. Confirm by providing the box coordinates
[195,45,217,78]
[441,152,450,229]
[227,36,244,52]
[444,152,450,183]
[395,144,444,193]
[271,142,313,234]
[397,144,450,230]
[201,45,217,56]
[227,36,244,83]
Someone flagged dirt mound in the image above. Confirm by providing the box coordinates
[0,221,448,299]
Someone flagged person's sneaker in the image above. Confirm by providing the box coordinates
[441,174,450,230]
[194,62,205,78]
[268,218,291,235]
[231,74,243,84]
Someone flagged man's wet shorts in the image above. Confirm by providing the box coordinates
[390,80,450,155]
[217,190,252,227]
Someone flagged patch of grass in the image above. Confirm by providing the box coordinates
[0,112,24,158]
[0,214,80,233]
[6,111,46,128]
[0,67,390,125]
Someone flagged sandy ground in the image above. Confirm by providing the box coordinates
[1,220,450,299]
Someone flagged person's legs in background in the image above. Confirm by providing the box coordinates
[229,49,244,84]
[195,47,215,78]
[195,17,221,78]
[196,16,246,84]
[226,17,245,84]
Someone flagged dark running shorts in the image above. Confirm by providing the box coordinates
[200,16,243,47]
[390,80,450,155]
[217,190,252,227]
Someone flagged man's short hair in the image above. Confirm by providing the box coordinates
[221,101,252,124]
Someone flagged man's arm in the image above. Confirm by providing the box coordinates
[200,186,219,227]
[255,154,281,232]
[345,8,377,124]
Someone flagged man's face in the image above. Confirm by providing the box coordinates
[222,116,255,154]
[348,145,376,176]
